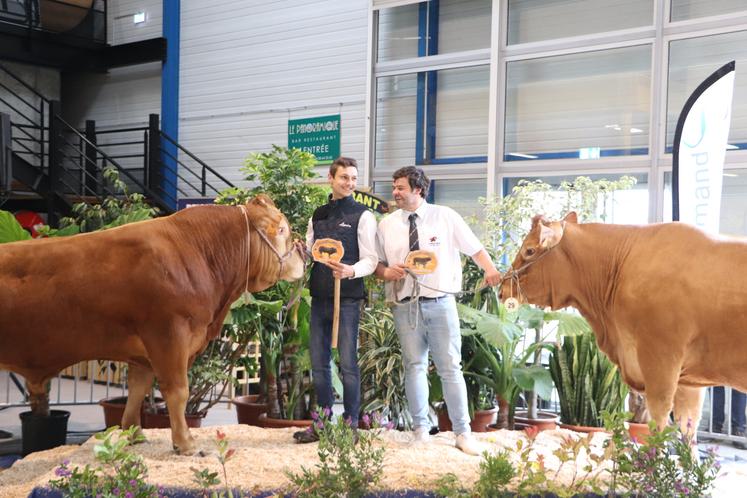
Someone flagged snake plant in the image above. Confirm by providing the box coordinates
[549,331,628,427]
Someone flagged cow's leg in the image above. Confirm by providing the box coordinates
[122,363,155,435]
[638,352,681,430]
[149,352,195,455]
[26,377,50,416]
[673,385,705,441]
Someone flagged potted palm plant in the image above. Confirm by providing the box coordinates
[548,331,628,432]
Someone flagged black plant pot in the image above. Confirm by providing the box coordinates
[19,409,70,456]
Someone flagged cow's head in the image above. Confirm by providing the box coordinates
[500,212,578,308]
[245,195,305,287]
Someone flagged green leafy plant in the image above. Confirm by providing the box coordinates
[603,411,721,497]
[190,429,238,498]
[358,304,411,430]
[48,426,166,498]
[549,331,628,427]
[461,175,638,422]
[0,209,32,242]
[39,167,159,236]
[286,410,387,498]
[215,145,325,421]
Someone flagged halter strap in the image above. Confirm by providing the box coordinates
[239,204,301,289]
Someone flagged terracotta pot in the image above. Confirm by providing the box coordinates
[559,423,607,434]
[470,407,498,433]
[98,396,165,429]
[232,394,268,426]
[436,407,452,432]
[257,413,314,429]
[627,421,651,443]
[514,410,559,431]
[141,409,206,429]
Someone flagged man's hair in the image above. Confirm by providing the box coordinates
[329,157,358,177]
[392,166,429,198]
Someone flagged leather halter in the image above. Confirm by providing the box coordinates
[499,222,563,302]
[239,205,303,291]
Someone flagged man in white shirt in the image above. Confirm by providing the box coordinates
[375,166,501,455]
[294,157,378,443]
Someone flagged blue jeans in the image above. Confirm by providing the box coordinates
[391,295,471,435]
[712,386,747,433]
[310,297,361,425]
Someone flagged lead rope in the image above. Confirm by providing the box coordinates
[393,269,465,329]
[239,205,252,296]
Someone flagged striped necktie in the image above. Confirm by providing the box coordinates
[408,213,419,251]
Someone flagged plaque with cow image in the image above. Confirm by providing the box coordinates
[312,238,345,263]
[404,250,438,275]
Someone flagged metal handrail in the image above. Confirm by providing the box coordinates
[0,63,50,107]
[52,114,173,210]
[159,131,234,188]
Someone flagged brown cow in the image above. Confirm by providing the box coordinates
[0,195,305,454]
[500,212,747,434]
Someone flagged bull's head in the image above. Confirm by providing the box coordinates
[246,195,306,285]
[499,212,577,309]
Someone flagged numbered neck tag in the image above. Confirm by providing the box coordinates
[404,250,438,275]
[312,238,345,263]
[504,297,520,312]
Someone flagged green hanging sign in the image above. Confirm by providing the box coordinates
[288,114,341,164]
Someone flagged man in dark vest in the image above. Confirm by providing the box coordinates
[294,157,378,443]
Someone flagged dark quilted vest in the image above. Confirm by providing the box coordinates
[310,195,367,299]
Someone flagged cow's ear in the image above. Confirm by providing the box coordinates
[564,211,578,224]
[250,194,276,208]
[539,221,563,249]
[531,214,547,228]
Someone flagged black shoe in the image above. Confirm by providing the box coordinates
[293,429,320,444]
[733,430,747,450]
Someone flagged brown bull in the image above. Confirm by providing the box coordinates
[501,212,747,434]
[0,195,305,454]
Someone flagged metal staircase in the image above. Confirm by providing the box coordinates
[0,62,233,225]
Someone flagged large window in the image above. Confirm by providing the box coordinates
[375,65,489,174]
[374,178,486,219]
[377,0,491,63]
[670,0,747,22]
[505,45,651,161]
[663,169,747,235]
[503,173,649,224]
[666,30,747,152]
[507,0,653,45]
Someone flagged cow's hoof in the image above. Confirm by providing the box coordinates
[173,444,203,456]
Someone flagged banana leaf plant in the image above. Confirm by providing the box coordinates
[548,331,628,427]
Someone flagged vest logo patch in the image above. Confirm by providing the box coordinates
[428,235,440,247]
[339,222,352,228]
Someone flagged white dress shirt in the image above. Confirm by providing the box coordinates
[376,201,483,302]
[306,208,379,279]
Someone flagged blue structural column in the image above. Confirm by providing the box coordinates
[161,0,180,210]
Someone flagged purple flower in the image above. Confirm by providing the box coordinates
[323,406,332,418]
[54,466,71,478]
[311,411,319,421]
[361,414,371,428]
[385,421,395,430]
[125,493,133,498]
[62,459,70,466]
[129,479,137,486]
[112,488,120,496]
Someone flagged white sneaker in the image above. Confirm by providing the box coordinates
[455,432,484,456]
[412,426,430,443]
